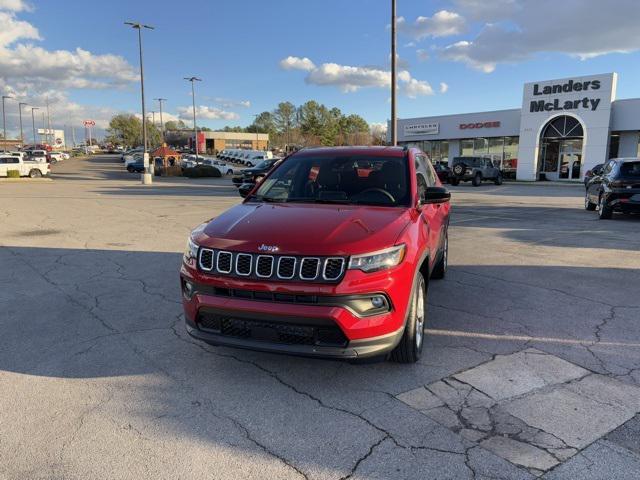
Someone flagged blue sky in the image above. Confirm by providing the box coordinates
[3,0,640,137]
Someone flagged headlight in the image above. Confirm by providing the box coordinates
[184,236,199,262]
[348,245,406,273]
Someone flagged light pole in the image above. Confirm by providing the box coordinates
[2,95,12,151]
[154,98,166,143]
[184,77,202,157]
[31,107,39,146]
[41,112,46,144]
[125,20,154,183]
[390,0,397,146]
[18,102,27,145]
[253,113,259,149]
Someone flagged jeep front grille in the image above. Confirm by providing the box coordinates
[197,249,347,283]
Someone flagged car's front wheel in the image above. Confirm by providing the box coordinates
[391,272,426,363]
[585,192,597,211]
[494,173,503,185]
[598,194,613,219]
[450,178,460,186]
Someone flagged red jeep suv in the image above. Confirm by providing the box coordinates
[180,146,451,363]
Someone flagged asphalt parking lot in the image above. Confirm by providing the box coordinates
[1,155,639,480]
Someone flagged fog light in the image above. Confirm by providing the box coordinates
[183,280,194,298]
[371,296,385,309]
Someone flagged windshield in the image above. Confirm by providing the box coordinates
[251,154,410,207]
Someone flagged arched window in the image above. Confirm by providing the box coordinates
[541,116,583,139]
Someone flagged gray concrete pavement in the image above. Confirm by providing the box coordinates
[1,155,639,479]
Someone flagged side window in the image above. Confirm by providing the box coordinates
[603,161,614,175]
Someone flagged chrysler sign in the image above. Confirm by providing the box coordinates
[404,122,439,136]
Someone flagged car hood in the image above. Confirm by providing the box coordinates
[196,203,412,256]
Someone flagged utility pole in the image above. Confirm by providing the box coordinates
[253,113,259,149]
[184,77,202,157]
[31,107,39,146]
[46,97,52,146]
[154,98,166,143]
[125,20,154,183]
[72,126,76,147]
[390,0,397,146]
[2,95,12,151]
[41,112,46,144]
[18,102,27,145]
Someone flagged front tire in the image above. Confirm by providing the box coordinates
[391,273,426,363]
[450,178,460,186]
[585,192,597,211]
[494,173,503,185]
[598,194,613,219]
[472,173,482,187]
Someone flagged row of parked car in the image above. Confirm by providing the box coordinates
[0,148,69,177]
[217,149,274,167]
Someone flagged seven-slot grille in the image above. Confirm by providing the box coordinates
[197,248,346,282]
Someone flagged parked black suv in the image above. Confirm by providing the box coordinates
[449,156,503,186]
[585,158,640,219]
[232,158,279,187]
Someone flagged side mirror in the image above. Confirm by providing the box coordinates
[421,186,451,205]
[238,183,253,198]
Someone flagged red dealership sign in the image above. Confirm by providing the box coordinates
[83,120,96,127]
[459,121,501,129]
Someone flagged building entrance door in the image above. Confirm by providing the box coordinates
[537,116,584,181]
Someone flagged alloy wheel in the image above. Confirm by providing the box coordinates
[415,278,425,348]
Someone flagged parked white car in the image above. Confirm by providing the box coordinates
[244,151,272,167]
[49,152,65,163]
[201,159,236,175]
[0,154,50,177]
[27,150,48,163]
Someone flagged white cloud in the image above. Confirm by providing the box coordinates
[0,0,32,12]
[211,97,251,109]
[440,0,640,72]
[397,11,465,40]
[176,105,239,121]
[0,10,39,47]
[279,56,316,71]
[439,82,449,94]
[282,56,435,98]
[451,0,519,21]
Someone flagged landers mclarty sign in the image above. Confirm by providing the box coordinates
[530,79,602,112]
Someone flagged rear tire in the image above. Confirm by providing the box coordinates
[391,272,426,363]
[28,169,42,178]
[127,166,134,173]
[585,192,596,211]
[472,173,482,187]
[598,194,613,219]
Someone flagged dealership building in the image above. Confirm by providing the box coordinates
[398,73,640,181]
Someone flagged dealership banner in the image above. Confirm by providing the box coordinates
[404,122,439,136]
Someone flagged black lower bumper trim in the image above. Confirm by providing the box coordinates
[185,321,404,359]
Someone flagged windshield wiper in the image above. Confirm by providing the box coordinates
[247,195,286,203]
[285,197,353,204]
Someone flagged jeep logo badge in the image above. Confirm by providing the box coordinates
[258,244,279,252]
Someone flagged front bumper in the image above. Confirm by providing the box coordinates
[180,260,414,359]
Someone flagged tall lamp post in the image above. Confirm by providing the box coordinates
[30,107,39,146]
[253,113,260,149]
[2,95,12,151]
[184,77,202,157]
[125,21,154,184]
[18,102,27,145]
[390,0,397,146]
[154,98,166,143]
